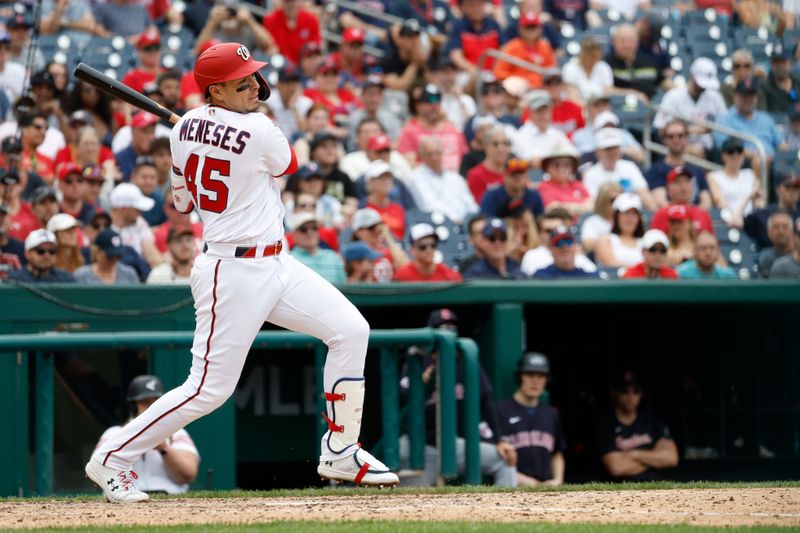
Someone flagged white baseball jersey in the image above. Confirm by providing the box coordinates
[169,105,293,245]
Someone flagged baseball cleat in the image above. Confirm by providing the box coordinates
[85,458,149,503]
[318,447,400,487]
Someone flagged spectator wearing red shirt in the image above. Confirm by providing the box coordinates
[622,229,679,279]
[364,161,406,240]
[262,0,321,65]
[467,124,511,203]
[1,171,38,242]
[121,30,164,94]
[393,223,463,282]
[328,28,375,83]
[54,113,116,169]
[537,142,592,216]
[493,11,556,88]
[303,58,362,128]
[650,165,714,235]
[19,112,55,182]
[446,0,504,74]
[397,83,468,171]
[543,70,585,139]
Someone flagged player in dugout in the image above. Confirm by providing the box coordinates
[93,375,200,494]
[594,370,679,481]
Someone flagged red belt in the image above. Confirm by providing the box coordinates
[202,241,283,258]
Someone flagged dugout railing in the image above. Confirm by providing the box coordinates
[0,329,482,497]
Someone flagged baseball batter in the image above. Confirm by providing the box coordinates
[85,42,399,503]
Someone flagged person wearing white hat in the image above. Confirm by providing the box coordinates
[288,212,346,285]
[511,90,572,168]
[7,228,75,282]
[393,222,462,282]
[109,182,163,267]
[571,97,645,163]
[350,207,408,281]
[583,128,655,211]
[595,193,646,268]
[364,160,406,240]
[46,212,85,273]
[538,142,593,216]
[621,229,679,279]
[652,57,727,156]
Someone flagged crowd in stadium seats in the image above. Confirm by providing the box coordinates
[1,0,799,284]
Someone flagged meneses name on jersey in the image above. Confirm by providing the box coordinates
[178,117,251,154]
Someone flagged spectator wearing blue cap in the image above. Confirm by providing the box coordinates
[462,217,525,279]
[7,228,74,282]
[74,229,140,285]
[480,157,544,219]
[533,226,600,279]
[757,42,800,113]
[342,241,383,283]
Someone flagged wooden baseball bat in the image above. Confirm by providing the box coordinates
[73,62,181,125]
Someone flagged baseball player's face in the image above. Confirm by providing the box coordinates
[212,74,261,113]
[518,372,547,400]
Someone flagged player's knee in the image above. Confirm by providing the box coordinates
[339,312,370,353]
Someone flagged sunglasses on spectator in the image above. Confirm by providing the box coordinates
[724,148,744,155]
[647,245,667,254]
[33,247,56,256]
[663,132,686,140]
[486,234,507,243]
[321,70,339,77]
[91,222,108,230]
[733,63,752,69]
[64,177,84,185]
[296,202,317,210]
[367,224,382,232]
[415,242,437,251]
[297,224,318,233]
[142,45,160,52]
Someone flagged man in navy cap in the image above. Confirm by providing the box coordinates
[533,226,599,279]
[462,217,524,279]
[758,42,800,112]
[715,77,781,171]
[594,370,678,481]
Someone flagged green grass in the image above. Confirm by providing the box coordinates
[4,480,800,503]
[13,521,800,533]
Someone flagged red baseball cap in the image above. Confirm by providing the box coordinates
[367,134,391,151]
[666,165,692,183]
[136,30,161,49]
[519,11,541,27]
[666,204,689,221]
[130,112,159,129]
[58,162,83,181]
[342,27,365,44]
[506,158,530,173]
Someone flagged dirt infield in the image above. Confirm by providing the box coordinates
[2,488,799,529]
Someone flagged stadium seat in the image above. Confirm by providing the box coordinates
[609,94,648,132]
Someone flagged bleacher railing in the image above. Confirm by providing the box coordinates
[642,105,770,193]
[0,328,481,496]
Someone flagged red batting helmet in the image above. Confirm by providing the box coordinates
[194,42,271,101]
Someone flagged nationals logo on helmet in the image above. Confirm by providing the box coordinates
[236,45,251,61]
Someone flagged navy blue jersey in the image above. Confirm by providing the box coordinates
[594,410,673,481]
[495,397,566,481]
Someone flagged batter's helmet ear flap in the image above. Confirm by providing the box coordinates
[254,71,270,101]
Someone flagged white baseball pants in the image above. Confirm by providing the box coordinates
[96,251,369,470]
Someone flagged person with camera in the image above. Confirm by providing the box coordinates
[195,0,275,57]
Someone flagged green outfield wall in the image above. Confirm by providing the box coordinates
[2,280,800,494]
